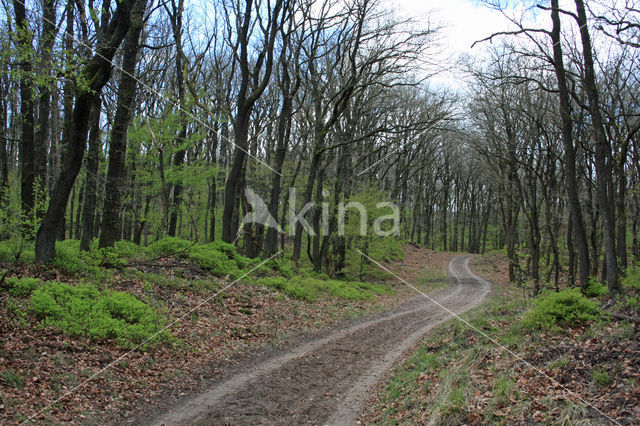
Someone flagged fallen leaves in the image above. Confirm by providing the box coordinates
[1,246,439,425]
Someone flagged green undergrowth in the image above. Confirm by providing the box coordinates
[2,236,407,354]
[254,276,393,302]
[5,278,169,349]
[375,282,612,424]
[31,281,170,349]
[617,265,640,318]
[378,296,529,423]
[344,236,406,280]
[583,277,608,298]
[523,288,601,330]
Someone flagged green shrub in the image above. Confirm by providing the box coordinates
[53,240,95,275]
[276,261,294,278]
[7,276,40,297]
[207,241,238,257]
[29,281,169,349]
[622,266,640,290]
[368,237,406,262]
[189,245,238,275]
[0,179,46,263]
[112,240,142,259]
[523,288,601,330]
[147,237,250,275]
[257,277,316,301]
[147,237,193,256]
[52,239,132,278]
[584,277,608,298]
[0,239,35,263]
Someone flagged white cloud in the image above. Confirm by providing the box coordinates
[383,0,520,90]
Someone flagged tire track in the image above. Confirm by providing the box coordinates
[151,255,491,425]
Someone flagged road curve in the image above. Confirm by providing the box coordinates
[150,255,491,425]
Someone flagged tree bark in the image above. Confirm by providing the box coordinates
[35,0,138,263]
[574,0,619,294]
[34,0,57,186]
[100,0,146,247]
[13,0,36,214]
[550,0,591,288]
[222,0,285,243]
[167,0,186,238]
[264,68,295,256]
[80,97,102,250]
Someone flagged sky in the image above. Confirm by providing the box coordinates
[384,0,519,90]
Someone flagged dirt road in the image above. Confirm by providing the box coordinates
[150,255,491,425]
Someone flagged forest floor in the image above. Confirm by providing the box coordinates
[143,254,489,425]
[3,246,639,424]
[0,243,456,424]
[360,252,640,425]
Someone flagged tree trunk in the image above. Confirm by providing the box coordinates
[292,150,320,262]
[550,0,591,288]
[264,89,294,256]
[633,191,639,263]
[100,1,146,248]
[34,0,57,186]
[35,0,137,263]
[80,97,102,251]
[222,0,284,244]
[222,106,250,243]
[615,159,628,270]
[574,0,619,294]
[13,0,36,214]
[167,0,187,238]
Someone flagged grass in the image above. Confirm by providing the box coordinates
[367,260,636,425]
[370,297,509,422]
[1,370,25,389]
[592,366,613,387]
[253,276,393,302]
[415,266,449,292]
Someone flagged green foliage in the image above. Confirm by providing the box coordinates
[622,266,640,290]
[266,259,294,278]
[523,289,601,330]
[29,281,169,349]
[147,237,252,276]
[367,236,405,262]
[189,244,239,275]
[147,237,193,256]
[615,266,640,317]
[6,276,39,297]
[592,366,613,387]
[584,277,608,298]
[1,370,24,389]
[52,240,126,279]
[0,178,47,263]
[112,240,142,259]
[255,276,392,302]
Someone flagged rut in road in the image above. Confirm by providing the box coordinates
[151,255,491,425]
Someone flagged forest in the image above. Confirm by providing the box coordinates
[0,0,637,293]
[0,0,639,423]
